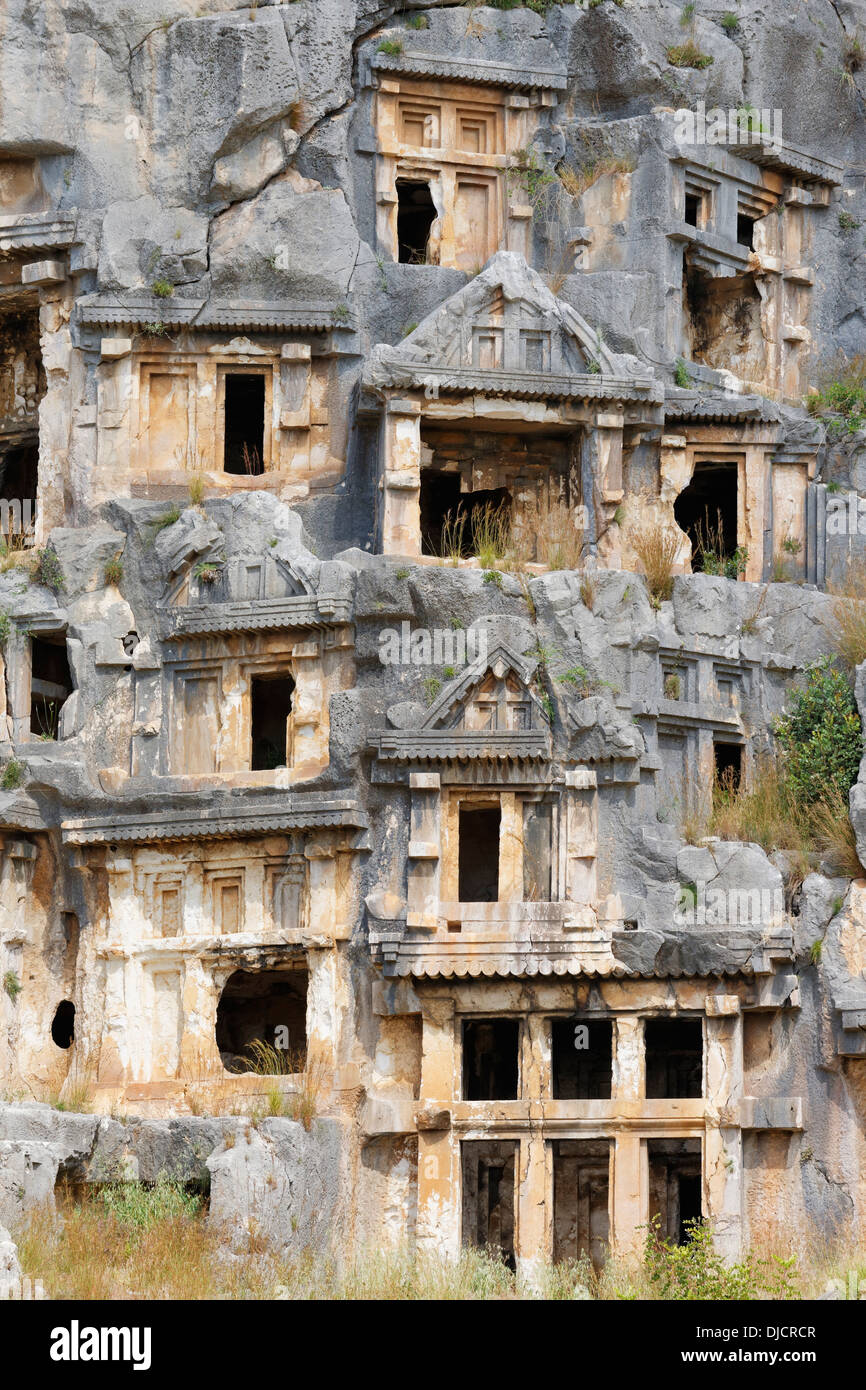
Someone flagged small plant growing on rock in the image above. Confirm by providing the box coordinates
[33,548,65,593]
[838,210,862,232]
[423,676,442,704]
[666,41,714,70]
[193,560,222,584]
[188,475,205,506]
[809,938,823,965]
[406,12,428,27]
[377,38,403,56]
[806,353,866,436]
[720,11,739,33]
[664,672,681,700]
[674,357,691,387]
[0,609,11,645]
[151,278,174,299]
[1,758,25,791]
[579,574,596,610]
[149,505,181,537]
[3,970,21,1002]
[843,34,865,75]
[332,303,350,325]
[103,556,123,587]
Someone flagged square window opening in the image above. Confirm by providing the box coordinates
[396,178,436,264]
[551,1018,612,1099]
[714,740,742,796]
[684,192,701,227]
[552,1139,611,1270]
[645,1018,703,1099]
[30,632,72,739]
[737,212,755,249]
[462,1018,519,1100]
[224,373,265,475]
[648,1139,703,1244]
[458,803,501,902]
[461,1140,517,1269]
[250,673,294,770]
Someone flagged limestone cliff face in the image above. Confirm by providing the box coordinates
[1,1,866,1267]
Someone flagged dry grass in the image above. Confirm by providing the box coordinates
[707,760,810,874]
[507,495,585,571]
[231,1041,328,1131]
[558,154,636,199]
[0,524,37,575]
[809,781,863,878]
[683,757,863,883]
[579,573,596,610]
[470,500,511,568]
[828,557,866,669]
[629,523,680,605]
[17,1192,866,1301]
[440,507,468,565]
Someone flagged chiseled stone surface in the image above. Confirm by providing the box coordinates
[1,0,866,1269]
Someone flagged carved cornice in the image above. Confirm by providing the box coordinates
[371,361,661,404]
[76,296,356,335]
[371,730,551,762]
[369,51,567,92]
[158,595,354,639]
[62,795,367,846]
[0,213,78,255]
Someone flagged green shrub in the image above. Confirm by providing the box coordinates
[0,609,11,645]
[674,358,691,387]
[377,38,403,55]
[3,970,22,1002]
[423,676,441,704]
[97,1177,203,1232]
[150,278,174,299]
[33,548,65,593]
[720,11,739,33]
[1,758,25,791]
[805,354,866,436]
[774,657,862,805]
[644,1216,799,1300]
[103,557,123,587]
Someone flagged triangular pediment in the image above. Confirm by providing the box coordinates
[363,252,655,393]
[421,641,547,733]
[164,552,314,610]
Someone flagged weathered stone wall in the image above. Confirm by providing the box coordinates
[1,0,866,1267]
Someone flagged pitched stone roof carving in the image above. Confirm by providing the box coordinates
[363,253,661,404]
[372,639,551,762]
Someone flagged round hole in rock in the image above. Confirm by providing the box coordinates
[51,999,75,1049]
[215,966,308,1074]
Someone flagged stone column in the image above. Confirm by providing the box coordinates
[416,999,460,1260]
[380,397,422,556]
[408,772,441,929]
[516,1014,552,1277]
[611,1015,647,1256]
[704,1000,744,1260]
